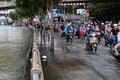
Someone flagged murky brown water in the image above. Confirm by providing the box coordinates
[0,25,33,80]
[41,34,120,80]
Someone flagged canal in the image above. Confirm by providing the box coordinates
[0,25,33,80]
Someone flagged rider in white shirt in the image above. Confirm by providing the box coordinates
[114,31,120,55]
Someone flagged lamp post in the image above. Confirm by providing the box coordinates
[63,0,66,23]
[83,0,86,23]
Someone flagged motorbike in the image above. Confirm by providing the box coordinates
[61,30,65,37]
[104,33,112,46]
[117,46,120,53]
[67,31,73,43]
[86,32,99,52]
[95,30,101,43]
[111,45,120,60]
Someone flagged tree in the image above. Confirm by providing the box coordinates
[44,0,62,51]
[9,11,18,20]
[87,2,120,22]
[15,0,47,18]
[15,0,62,51]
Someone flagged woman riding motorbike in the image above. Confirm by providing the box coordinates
[85,24,95,44]
[110,24,119,50]
[85,24,99,51]
[104,24,112,46]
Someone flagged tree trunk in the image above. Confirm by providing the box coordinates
[43,25,46,48]
[49,1,54,51]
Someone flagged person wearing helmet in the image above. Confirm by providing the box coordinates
[60,23,65,37]
[107,24,118,49]
[99,22,105,36]
[111,23,119,36]
[65,23,73,42]
[118,23,120,31]
[85,24,95,44]
[32,15,40,30]
[104,25,111,46]
[114,24,120,55]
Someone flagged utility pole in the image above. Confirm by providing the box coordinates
[63,0,66,23]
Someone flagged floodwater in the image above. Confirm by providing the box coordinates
[41,34,120,80]
[0,25,33,80]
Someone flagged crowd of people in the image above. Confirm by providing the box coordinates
[30,15,120,57]
[52,21,120,56]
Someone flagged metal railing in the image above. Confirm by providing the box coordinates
[31,29,44,80]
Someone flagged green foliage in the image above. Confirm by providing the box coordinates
[15,0,47,18]
[9,11,18,20]
[53,0,61,5]
[15,0,62,19]
[87,2,120,22]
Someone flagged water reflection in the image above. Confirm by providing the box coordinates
[0,25,33,80]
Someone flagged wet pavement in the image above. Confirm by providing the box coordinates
[0,25,33,80]
[41,33,120,80]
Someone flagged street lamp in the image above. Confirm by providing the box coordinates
[63,0,66,23]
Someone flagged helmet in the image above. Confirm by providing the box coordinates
[88,24,91,27]
[118,23,120,25]
[113,23,117,27]
[67,23,71,26]
[101,23,104,25]
[108,23,111,26]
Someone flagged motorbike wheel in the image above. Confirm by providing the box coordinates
[86,43,88,49]
[92,44,97,52]
[86,43,91,50]
[69,38,73,43]
[93,47,97,52]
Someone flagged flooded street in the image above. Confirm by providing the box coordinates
[1,25,120,80]
[42,34,120,80]
[0,25,33,80]
[1,0,120,80]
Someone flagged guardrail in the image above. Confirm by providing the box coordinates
[31,29,44,80]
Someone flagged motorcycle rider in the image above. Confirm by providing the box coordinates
[108,24,118,50]
[32,15,40,30]
[99,22,105,36]
[65,23,73,42]
[60,23,65,37]
[112,24,119,39]
[95,24,101,43]
[104,24,112,46]
[114,24,120,55]
[85,24,95,44]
